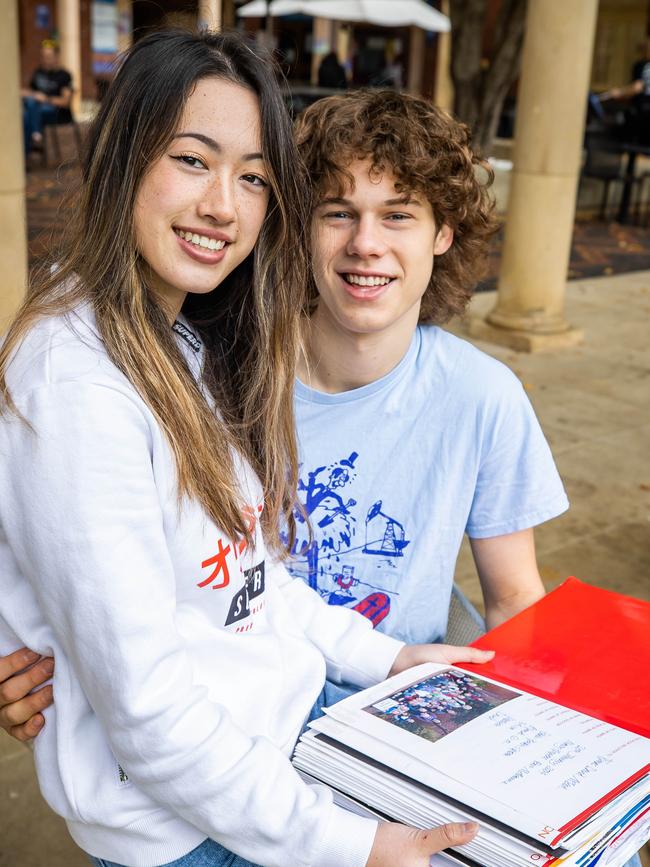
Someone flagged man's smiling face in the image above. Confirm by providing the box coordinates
[310,159,453,347]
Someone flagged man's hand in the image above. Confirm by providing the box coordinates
[389,643,494,677]
[367,820,478,866]
[0,648,54,742]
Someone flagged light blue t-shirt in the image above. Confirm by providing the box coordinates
[288,325,569,644]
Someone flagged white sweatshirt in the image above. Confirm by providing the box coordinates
[0,304,404,867]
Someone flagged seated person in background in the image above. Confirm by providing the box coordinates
[600,45,650,144]
[22,40,73,154]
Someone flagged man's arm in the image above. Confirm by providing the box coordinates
[600,80,643,101]
[470,528,546,631]
[48,86,72,109]
[0,648,53,741]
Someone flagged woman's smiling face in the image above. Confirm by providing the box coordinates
[134,76,270,317]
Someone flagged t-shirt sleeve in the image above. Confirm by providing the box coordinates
[58,69,72,90]
[466,372,569,538]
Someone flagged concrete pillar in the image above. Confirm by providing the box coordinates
[467,0,599,352]
[311,17,333,85]
[0,0,27,329]
[57,0,82,115]
[335,24,350,66]
[407,27,425,95]
[433,0,453,110]
[117,0,133,53]
[198,0,222,31]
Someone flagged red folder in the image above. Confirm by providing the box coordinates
[459,577,650,738]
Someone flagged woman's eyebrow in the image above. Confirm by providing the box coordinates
[173,132,263,161]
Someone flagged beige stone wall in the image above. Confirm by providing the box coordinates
[1,0,27,329]
[592,0,648,90]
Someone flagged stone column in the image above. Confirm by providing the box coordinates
[407,27,425,95]
[57,0,82,115]
[467,0,599,352]
[311,17,333,85]
[0,0,27,328]
[433,0,453,110]
[198,0,222,31]
[117,0,133,53]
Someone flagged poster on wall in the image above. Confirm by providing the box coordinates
[92,0,119,76]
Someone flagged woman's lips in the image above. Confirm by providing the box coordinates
[175,231,229,265]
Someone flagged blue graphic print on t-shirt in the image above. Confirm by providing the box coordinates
[287,326,569,645]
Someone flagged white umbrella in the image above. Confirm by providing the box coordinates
[236,0,450,31]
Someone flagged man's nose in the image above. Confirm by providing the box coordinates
[346,217,387,259]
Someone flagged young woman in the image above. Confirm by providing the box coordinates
[0,29,487,867]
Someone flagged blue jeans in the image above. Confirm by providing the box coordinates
[88,839,259,867]
[86,680,644,867]
[22,97,58,155]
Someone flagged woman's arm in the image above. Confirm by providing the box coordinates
[1,379,376,867]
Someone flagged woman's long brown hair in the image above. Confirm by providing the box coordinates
[0,30,309,553]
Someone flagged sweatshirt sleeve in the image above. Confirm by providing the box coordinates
[269,560,404,687]
[2,380,377,867]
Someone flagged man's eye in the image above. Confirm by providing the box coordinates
[387,213,411,221]
[325,211,351,220]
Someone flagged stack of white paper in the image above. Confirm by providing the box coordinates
[293,664,650,867]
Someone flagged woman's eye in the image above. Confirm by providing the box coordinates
[173,154,207,170]
[242,174,268,188]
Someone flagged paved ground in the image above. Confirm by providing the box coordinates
[1,268,648,866]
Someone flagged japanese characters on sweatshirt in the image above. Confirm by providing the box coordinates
[0,303,404,867]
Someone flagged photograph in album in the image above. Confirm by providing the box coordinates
[364,669,519,743]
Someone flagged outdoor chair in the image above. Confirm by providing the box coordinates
[580,131,628,221]
[444,584,486,645]
[39,115,83,168]
[632,169,650,226]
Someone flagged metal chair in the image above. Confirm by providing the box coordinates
[580,131,628,221]
[444,584,486,645]
[40,116,83,167]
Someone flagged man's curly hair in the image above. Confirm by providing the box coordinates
[295,90,497,323]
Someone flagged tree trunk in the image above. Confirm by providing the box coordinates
[449,0,487,132]
[449,0,528,156]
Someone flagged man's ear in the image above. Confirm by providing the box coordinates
[433,224,454,255]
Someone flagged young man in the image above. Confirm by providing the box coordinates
[286,90,568,645]
[0,90,567,730]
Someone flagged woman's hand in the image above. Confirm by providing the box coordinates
[389,643,494,677]
[0,648,54,742]
[367,820,478,866]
